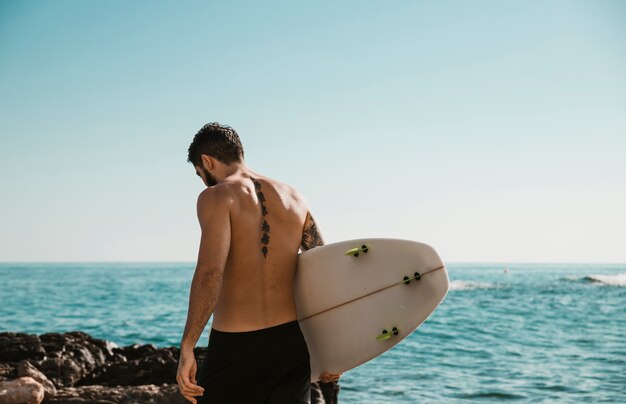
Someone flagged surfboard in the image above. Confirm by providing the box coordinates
[294,238,449,381]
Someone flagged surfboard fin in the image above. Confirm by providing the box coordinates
[376,327,399,341]
[403,272,422,284]
[345,245,369,257]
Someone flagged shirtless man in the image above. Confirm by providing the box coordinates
[177,123,340,403]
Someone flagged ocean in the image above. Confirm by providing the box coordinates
[1,263,625,403]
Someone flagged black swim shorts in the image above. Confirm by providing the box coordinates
[196,320,311,404]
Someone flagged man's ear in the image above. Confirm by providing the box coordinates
[201,154,214,171]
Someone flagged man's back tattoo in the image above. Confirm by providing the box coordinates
[251,177,270,258]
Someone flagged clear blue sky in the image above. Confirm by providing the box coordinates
[1,0,624,262]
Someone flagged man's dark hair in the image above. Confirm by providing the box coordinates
[187,122,244,166]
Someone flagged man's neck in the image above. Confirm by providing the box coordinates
[220,161,254,181]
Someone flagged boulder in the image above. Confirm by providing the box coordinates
[42,383,187,404]
[0,376,45,404]
[0,333,45,363]
[17,361,56,396]
[0,331,202,402]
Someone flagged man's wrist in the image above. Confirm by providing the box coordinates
[180,340,196,352]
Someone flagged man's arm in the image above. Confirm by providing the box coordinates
[299,208,342,389]
[301,210,324,251]
[180,187,231,351]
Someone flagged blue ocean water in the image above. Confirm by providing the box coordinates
[1,263,625,403]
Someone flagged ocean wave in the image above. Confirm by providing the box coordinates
[449,280,496,291]
[583,273,626,287]
[454,391,527,400]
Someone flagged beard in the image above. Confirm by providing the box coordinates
[202,166,218,187]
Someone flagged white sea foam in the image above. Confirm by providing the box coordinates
[584,273,626,287]
[449,280,496,291]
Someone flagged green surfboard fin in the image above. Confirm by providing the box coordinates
[376,327,399,341]
[345,245,369,257]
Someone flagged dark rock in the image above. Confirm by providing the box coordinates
[1,332,195,402]
[37,331,118,387]
[112,343,158,361]
[0,362,17,382]
[78,348,181,386]
[42,383,187,404]
[0,332,45,362]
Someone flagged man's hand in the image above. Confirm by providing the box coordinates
[319,371,342,383]
[177,348,204,403]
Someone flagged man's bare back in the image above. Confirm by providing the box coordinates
[207,171,313,332]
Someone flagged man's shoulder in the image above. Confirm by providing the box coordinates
[250,174,304,201]
[275,180,309,208]
[272,178,301,198]
[197,183,235,208]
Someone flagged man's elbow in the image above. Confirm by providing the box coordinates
[193,265,225,283]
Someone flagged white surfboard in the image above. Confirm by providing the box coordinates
[294,238,449,381]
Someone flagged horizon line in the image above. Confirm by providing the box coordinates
[0,261,624,266]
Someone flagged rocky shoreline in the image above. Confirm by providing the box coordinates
[0,331,338,403]
[0,330,193,403]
